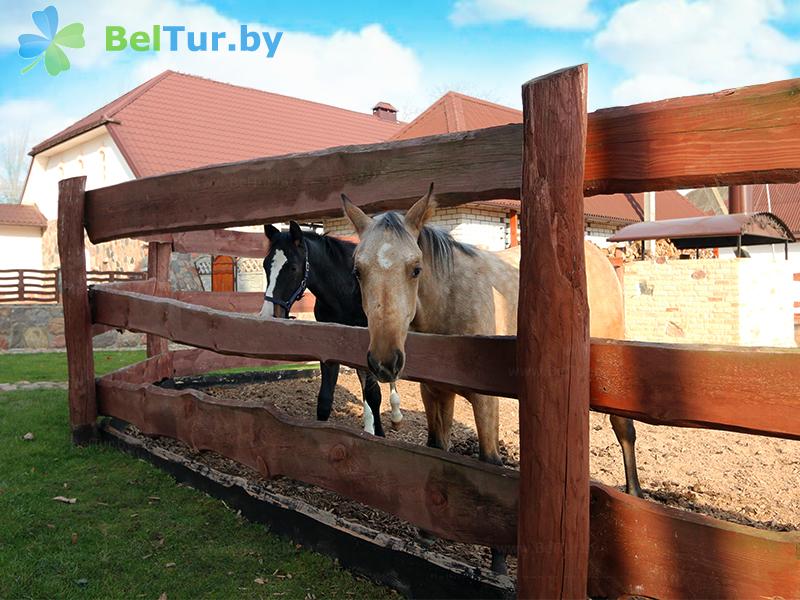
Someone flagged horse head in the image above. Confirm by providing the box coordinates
[341,184,435,382]
[261,221,309,319]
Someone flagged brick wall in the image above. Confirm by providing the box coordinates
[624,258,795,347]
[323,205,510,251]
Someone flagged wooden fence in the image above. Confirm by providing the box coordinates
[0,268,145,303]
[0,269,59,302]
[58,68,800,599]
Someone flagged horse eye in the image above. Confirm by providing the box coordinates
[411,266,422,278]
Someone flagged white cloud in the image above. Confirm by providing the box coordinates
[450,0,599,30]
[594,0,800,105]
[134,22,423,116]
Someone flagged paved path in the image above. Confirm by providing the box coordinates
[0,381,68,392]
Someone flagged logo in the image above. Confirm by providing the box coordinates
[105,26,283,57]
[18,6,85,76]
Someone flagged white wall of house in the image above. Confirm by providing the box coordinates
[21,127,135,221]
[0,226,43,270]
[18,127,137,271]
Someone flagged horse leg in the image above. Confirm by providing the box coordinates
[609,414,643,498]
[420,383,455,451]
[389,382,403,429]
[465,393,502,466]
[415,383,455,550]
[316,361,340,421]
[356,369,384,437]
[465,392,506,574]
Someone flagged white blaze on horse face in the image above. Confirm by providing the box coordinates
[260,249,287,318]
[377,242,395,269]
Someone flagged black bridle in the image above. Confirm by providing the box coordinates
[263,240,310,317]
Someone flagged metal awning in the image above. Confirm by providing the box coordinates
[608,212,795,251]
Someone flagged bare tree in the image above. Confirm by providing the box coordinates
[0,129,30,204]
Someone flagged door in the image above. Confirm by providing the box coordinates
[211,255,236,291]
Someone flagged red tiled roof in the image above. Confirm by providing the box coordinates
[0,204,47,228]
[584,191,705,223]
[392,91,521,141]
[31,71,403,177]
[750,184,800,234]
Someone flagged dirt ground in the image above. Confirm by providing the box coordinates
[133,368,800,574]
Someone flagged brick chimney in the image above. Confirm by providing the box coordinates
[372,101,398,122]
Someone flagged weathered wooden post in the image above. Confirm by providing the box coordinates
[146,241,172,357]
[517,65,590,598]
[57,176,97,444]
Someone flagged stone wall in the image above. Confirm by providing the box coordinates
[0,304,144,351]
[42,219,148,271]
[624,258,796,347]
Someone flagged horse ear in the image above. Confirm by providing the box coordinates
[289,221,303,247]
[264,224,280,241]
[341,194,373,237]
[404,182,436,236]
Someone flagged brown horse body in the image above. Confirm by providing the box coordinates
[342,188,640,495]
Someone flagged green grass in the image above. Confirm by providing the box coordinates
[0,351,146,383]
[0,350,317,383]
[0,390,394,599]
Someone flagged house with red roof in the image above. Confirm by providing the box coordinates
[19,70,403,272]
[0,204,48,269]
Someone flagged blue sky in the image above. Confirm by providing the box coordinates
[3,0,800,147]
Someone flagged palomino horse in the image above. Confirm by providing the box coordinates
[341,187,641,491]
[260,222,402,436]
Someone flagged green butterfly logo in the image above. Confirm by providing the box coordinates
[18,6,85,76]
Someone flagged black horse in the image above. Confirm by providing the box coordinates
[261,222,402,436]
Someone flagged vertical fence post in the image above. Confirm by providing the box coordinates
[146,241,172,357]
[517,65,590,599]
[57,176,97,445]
[17,270,24,301]
[55,268,61,303]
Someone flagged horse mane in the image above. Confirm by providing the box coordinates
[297,230,356,261]
[374,212,478,275]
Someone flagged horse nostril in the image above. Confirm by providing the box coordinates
[392,350,405,375]
[367,351,380,376]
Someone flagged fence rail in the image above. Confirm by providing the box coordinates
[0,268,59,302]
[91,282,800,440]
[0,269,146,303]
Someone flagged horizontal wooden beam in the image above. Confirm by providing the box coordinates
[140,230,269,258]
[172,291,265,313]
[91,287,800,438]
[95,375,519,548]
[86,125,522,243]
[585,77,800,195]
[589,483,800,598]
[84,78,800,243]
[91,287,517,397]
[590,339,800,440]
